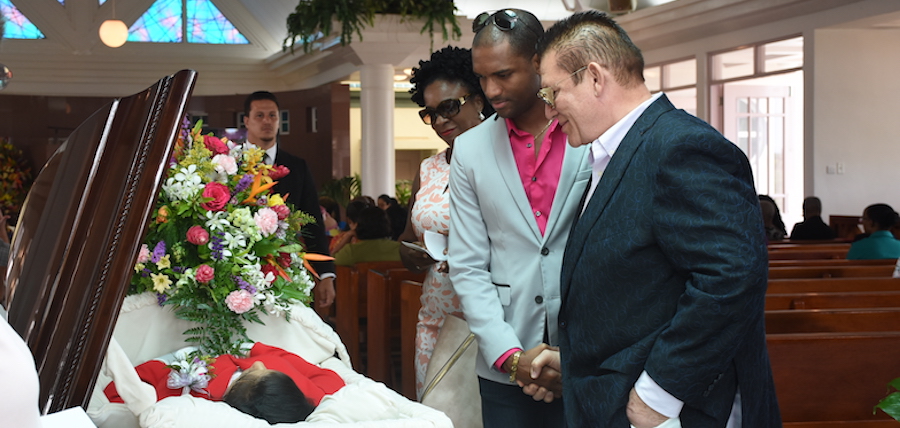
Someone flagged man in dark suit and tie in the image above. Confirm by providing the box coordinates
[243,91,335,308]
[527,11,781,427]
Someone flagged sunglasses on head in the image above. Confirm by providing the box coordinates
[418,94,471,125]
[472,9,538,35]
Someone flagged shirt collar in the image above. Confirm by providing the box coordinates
[505,117,559,140]
[590,92,663,164]
[264,144,278,164]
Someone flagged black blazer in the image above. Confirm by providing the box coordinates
[272,148,335,276]
[559,95,781,427]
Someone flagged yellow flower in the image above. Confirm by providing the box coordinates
[151,273,172,293]
[156,254,171,269]
[134,263,145,273]
[268,194,285,207]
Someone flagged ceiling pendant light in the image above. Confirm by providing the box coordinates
[99,0,128,48]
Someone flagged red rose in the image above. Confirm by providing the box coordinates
[186,225,209,245]
[195,264,215,283]
[269,165,290,180]
[203,135,229,155]
[201,182,230,212]
[260,264,279,283]
[271,204,290,220]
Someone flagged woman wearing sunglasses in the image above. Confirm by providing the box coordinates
[398,46,493,403]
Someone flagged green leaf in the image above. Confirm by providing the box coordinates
[875,392,900,421]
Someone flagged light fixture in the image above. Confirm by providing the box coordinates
[99,0,128,48]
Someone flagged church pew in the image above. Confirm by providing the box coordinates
[768,332,900,425]
[333,261,406,372]
[765,308,900,334]
[400,279,424,400]
[768,264,895,279]
[767,277,900,294]
[766,291,900,310]
[366,268,426,388]
[769,258,896,268]
[768,243,851,260]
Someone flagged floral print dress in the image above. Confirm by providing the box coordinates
[410,150,463,398]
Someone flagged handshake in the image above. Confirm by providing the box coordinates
[511,344,562,403]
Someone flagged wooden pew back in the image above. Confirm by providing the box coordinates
[366,268,426,387]
[334,261,406,371]
[766,308,900,334]
[767,277,900,294]
[768,264,895,279]
[766,291,900,310]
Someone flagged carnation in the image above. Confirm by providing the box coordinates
[211,154,238,176]
[254,207,279,236]
[186,225,210,245]
[225,289,255,314]
[195,264,215,283]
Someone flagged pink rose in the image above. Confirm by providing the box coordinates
[225,289,255,314]
[201,182,230,212]
[137,244,150,263]
[203,135,229,155]
[254,207,279,236]
[195,264,215,283]
[271,204,290,220]
[186,225,209,245]
[269,165,290,180]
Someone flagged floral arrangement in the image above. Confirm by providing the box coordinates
[0,137,33,227]
[130,120,326,357]
[166,349,215,395]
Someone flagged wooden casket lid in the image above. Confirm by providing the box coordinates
[4,69,197,413]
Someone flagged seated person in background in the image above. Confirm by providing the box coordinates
[760,197,785,241]
[104,343,345,424]
[377,194,408,241]
[759,194,787,239]
[319,196,343,238]
[790,196,837,240]
[333,207,401,266]
[847,203,900,260]
[329,199,372,255]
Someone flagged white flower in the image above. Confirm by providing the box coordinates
[162,164,204,201]
[205,211,230,232]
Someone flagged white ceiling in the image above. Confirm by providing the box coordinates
[0,0,898,97]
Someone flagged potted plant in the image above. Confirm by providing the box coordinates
[284,0,461,53]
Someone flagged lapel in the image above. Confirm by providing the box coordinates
[490,118,542,242]
[561,95,676,300]
[542,142,589,244]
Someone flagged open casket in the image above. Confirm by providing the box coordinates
[4,70,452,427]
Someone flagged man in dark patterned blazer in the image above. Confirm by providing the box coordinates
[529,11,781,428]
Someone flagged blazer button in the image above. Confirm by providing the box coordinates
[559,320,567,329]
[535,295,543,304]
[541,247,549,256]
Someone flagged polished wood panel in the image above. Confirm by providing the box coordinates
[4,70,197,413]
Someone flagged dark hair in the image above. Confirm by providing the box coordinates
[223,371,315,424]
[244,91,280,115]
[802,196,823,216]
[345,200,370,227]
[758,195,787,236]
[536,10,644,87]
[355,206,392,240]
[319,196,341,223]
[472,9,543,60]
[377,194,394,206]
[864,203,900,230]
[409,46,494,117]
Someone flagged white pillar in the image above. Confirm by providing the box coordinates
[360,64,395,199]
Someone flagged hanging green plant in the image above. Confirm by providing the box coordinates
[284,0,461,53]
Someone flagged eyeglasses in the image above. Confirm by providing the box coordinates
[473,10,539,35]
[537,66,588,109]
[418,94,471,125]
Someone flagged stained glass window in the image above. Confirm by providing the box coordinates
[128,0,247,44]
[0,0,45,39]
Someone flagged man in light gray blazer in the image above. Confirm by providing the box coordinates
[448,9,590,428]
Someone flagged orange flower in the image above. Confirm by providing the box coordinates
[156,206,169,223]
[241,173,277,205]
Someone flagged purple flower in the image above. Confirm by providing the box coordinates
[172,266,186,274]
[151,241,166,263]
[141,268,151,278]
[233,275,257,294]
[210,232,226,261]
[156,293,168,306]
[234,174,253,194]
